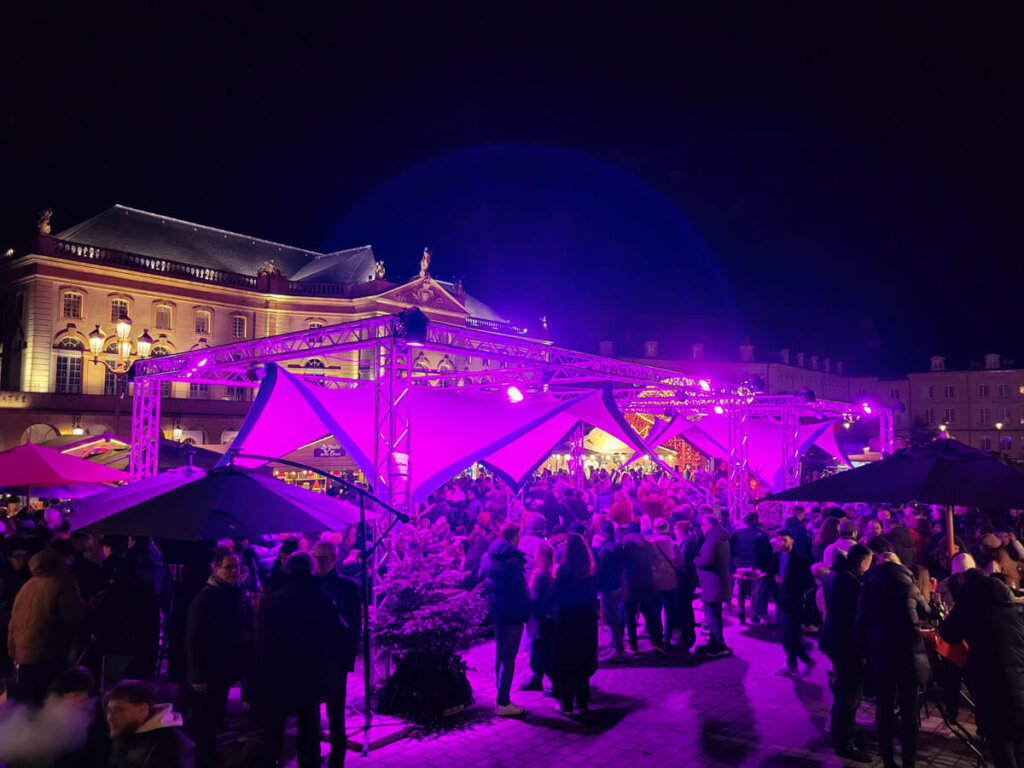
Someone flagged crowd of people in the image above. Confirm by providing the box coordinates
[2,461,1024,768]
[1,499,362,768]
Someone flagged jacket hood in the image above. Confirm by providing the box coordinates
[136,703,184,733]
[486,539,525,562]
[29,548,67,577]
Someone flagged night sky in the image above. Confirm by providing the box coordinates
[4,5,1022,377]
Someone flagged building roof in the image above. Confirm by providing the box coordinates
[55,204,376,283]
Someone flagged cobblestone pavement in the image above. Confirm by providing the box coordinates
[302,606,982,768]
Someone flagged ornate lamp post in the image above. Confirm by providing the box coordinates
[88,316,153,435]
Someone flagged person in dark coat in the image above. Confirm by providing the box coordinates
[0,537,31,679]
[106,679,194,768]
[940,568,1024,768]
[522,540,556,691]
[539,492,569,538]
[784,506,813,560]
[857,555,930,768]
[313,540,362,768]
[478,522,531,716]
[820,544,873,763]
[730,511,772,624]
[549,533,599,715]
[883,518,918,571]
[184,549,253,768]
[620,523,663,655]
[594,518,625,659]
[251,552,340,768]
[695,514,731,657]
[89,559,161,685]
[166,549,213,691]
[772,529,815,675]
[674,520,700,649]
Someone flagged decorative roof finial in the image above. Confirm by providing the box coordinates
[419,247,432,279]
[37,208,52,235]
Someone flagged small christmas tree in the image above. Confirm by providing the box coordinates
[373,522,487,725]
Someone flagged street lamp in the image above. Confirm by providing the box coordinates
[88,316,153,436]
[88,317,153,375]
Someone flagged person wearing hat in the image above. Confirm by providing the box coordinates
[979,533,1022,593]
[694,514,731,658]
[822,520,859,570]
[772,528,815,677]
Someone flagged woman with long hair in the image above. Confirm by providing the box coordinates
[521,541,556,693]
[549,533,599,715]
[814,518,841,563]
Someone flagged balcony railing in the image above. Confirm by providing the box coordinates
[44,237,259,290]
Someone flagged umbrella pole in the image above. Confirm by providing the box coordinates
[947,505,955,560]
[360,494,372,757]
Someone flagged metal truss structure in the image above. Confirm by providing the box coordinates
[129,311,894,524]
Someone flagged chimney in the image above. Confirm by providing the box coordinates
[823,358,831,373]
[930,355,945,372]
[691,343,705,361]
[984,353,1000,370]
[809,354,818,370]
[780,348,790,365]
[836,361,843,376]
[643,340,659,359]
[599,340,614,357]
[739,342,754,362]
[796,352,805,367]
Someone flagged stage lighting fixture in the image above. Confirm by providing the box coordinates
[699,379,711,392]
[713,406,724,415]
[506,385,525,403]
[862,402,872,414]
[399,307,428,346]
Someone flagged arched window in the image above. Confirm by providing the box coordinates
[54,337,84,394]
[304,358,326,386]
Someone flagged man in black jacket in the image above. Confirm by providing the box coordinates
[857,555,930,768]
[773,529,815,676]
[594,518,625,660]
[252,552,340,768]
[820,544,872,763]
[313,540,362,768]
[730,512,772,624]
[479,522,531,716]
[883,517,918,571]
[184,548,253,768]
[106,679,194,768]
[941,569,1024,768]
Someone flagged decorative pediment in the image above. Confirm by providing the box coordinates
[379,277,468,315]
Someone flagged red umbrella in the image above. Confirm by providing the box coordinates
[0,443,130,494]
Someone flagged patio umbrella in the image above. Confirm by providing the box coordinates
[0,443,130,495]
[762,438,1024,557]
[65,466,370,540]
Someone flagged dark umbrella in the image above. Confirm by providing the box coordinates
[66,466,369,540]
[762,438,1024,557]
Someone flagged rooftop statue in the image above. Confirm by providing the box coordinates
[37,208,52,235]
[419,247,432,278]
[375,260,386,279]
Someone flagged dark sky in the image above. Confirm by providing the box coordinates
[4,5,1022,377]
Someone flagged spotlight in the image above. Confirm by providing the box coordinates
[843,421,851,430]
[713,406,724,415]
[861,402,872,414]
[506,385,524,404]
[699,379,711,392]
[197,356,209,368]
[398,307,428,347]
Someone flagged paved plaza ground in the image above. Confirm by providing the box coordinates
[270,605,984,768]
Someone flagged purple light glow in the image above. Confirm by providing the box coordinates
[699,379,711,392]
[407,341,425,347]
[861,402,872,414]
[506,385,525,403]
